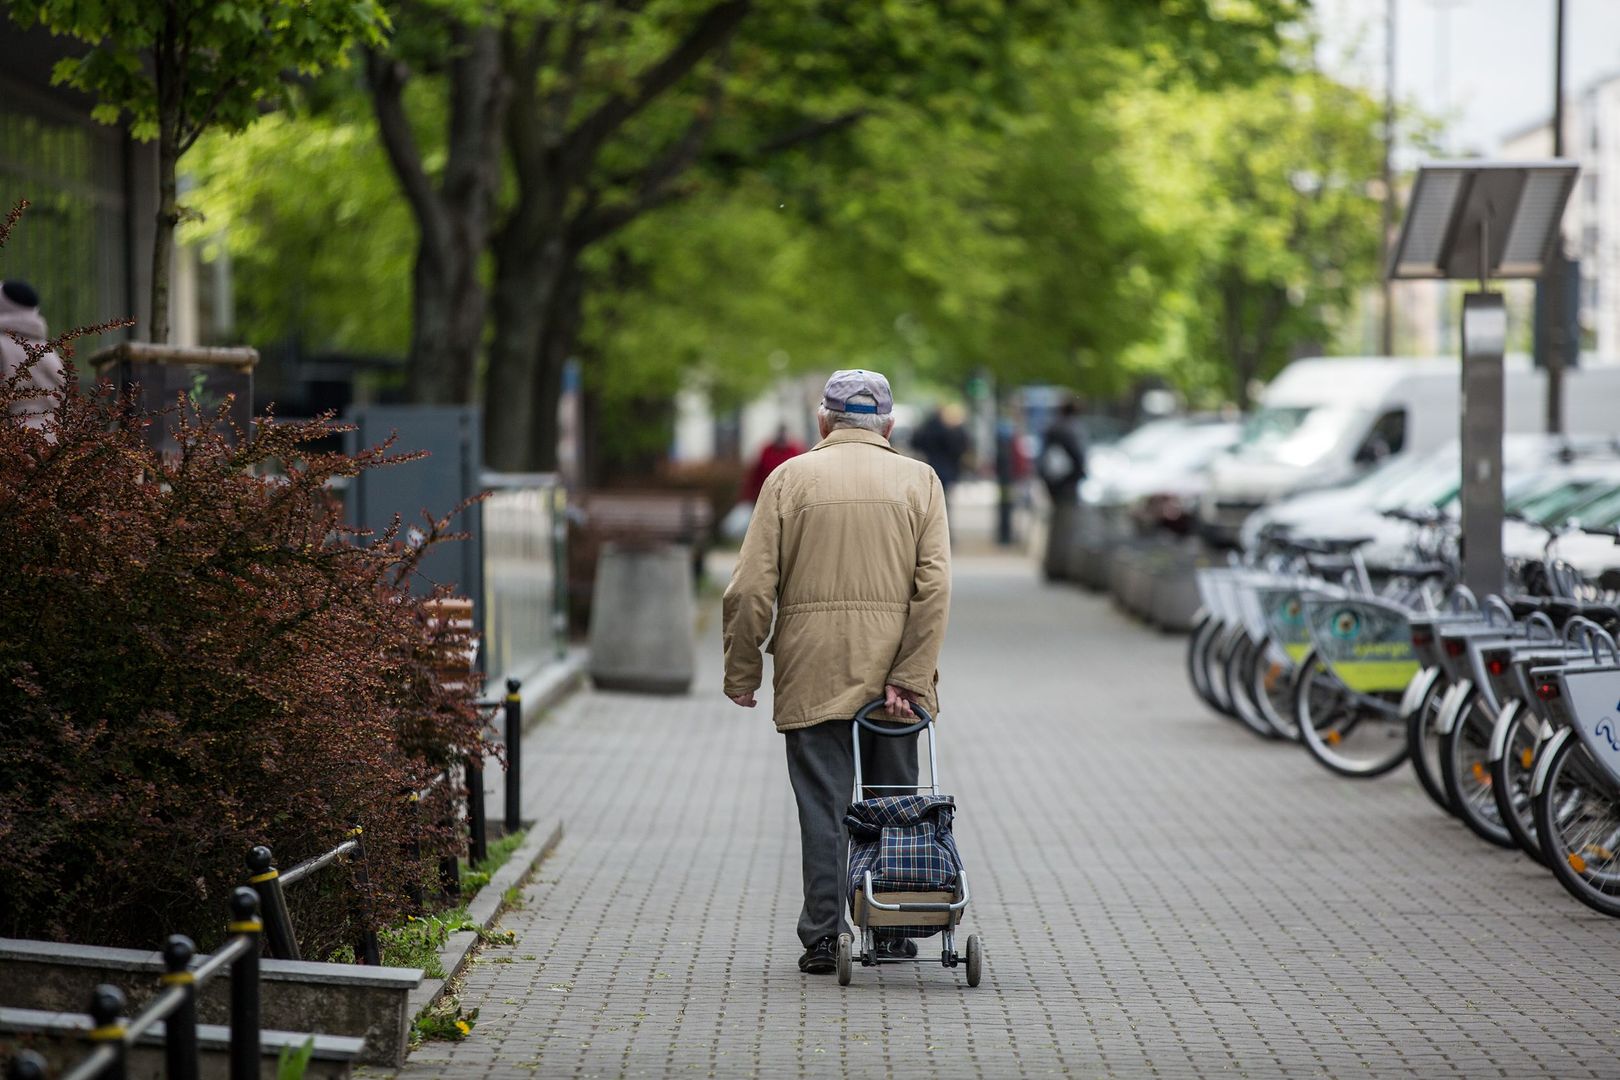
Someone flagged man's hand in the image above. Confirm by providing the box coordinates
[884,684,917,719]
[728,691,757,708]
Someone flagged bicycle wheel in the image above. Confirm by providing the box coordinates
[1533,731,1620,918]
[1438,691,1516,848]
[1186,612,1222,713]
[1489,700,1546,865]
[1407,677,1459,816]
[1249,634,1300,741]
[1204,623,1241,719]
[1224,630,1279,739]
[1293,649,1410,778]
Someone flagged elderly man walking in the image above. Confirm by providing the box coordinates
[722,369,951,974]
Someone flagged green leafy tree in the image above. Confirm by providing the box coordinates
[7,0,388,342]
[1131,71,1385,405]
[183,101,415,359]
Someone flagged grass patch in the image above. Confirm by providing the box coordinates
[472,828,527,879]
[377,906,515,976]
[411,996,479,1047]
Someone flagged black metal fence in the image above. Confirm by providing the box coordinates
[246,676,524,965]
[6,889,265,1080]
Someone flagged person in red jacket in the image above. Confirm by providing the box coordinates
[741,425,805,503]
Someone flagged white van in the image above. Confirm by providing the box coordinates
[1198,355,1620,546]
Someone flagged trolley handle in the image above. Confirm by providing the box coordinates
[853,698,933,736]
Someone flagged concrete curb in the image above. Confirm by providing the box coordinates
[406,817,564,1022]
[516,647,588,731]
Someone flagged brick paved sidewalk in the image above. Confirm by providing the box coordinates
[399,554,1620,1079]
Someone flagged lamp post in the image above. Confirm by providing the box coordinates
[1388,161,1579,598]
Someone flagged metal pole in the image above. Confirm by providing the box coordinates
[349,825,382,966]
[5,1051,48,1080]
[1380,0,1396,355]
[1543,0,1568,434]
[227,888,262,1080]
[504,677,524,834]
[467,750,488,865]
[86,985,128,1080]
[162,935,200,1080]
[245,846,300,961]
[404,789,425,910]
[1460,289,1508,599]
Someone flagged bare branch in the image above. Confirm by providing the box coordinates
[752,108,872,157]
[0,199,27,250]
[571,66,726,247]
[563,0,749,174]
[365,48,447,255]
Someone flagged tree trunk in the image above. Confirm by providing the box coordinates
[366,24,507,405]
[527,271,583,472]
[405,230,487,404]
[484,223,568,472]
[149,122,179,344]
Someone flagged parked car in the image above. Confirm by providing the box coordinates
[1200,355,1620,546]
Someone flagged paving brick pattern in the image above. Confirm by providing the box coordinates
[398,555,1620,1079]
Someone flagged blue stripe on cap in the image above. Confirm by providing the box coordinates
[841,402,879,414]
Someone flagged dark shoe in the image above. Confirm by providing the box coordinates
[799,936,837,974]
[875,937,917,959]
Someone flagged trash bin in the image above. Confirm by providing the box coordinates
[587,541,696,694]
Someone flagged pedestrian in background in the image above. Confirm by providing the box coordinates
[911,403,972,497]
[741,424,804,503]
[1038,397,1087,580]
[722,368,952,975]
[0,280,63,430]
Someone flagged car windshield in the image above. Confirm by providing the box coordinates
[1112,419,1193,460]
[1513,479,1620,525]
[1234,405,1362,468]
[1147,425,1239,469]
[1369,454,1460,510]
[1569,485,1620,528]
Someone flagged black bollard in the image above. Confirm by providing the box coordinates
[404,789,425,909]
[227,888,261,1080]
[4,1050,48,1080]
[87,983,128,1080]
[162,935,200,1080]
[467,749,488,865]
[504,677,523,834]
[348,825,382,965]
[246,845,301,961]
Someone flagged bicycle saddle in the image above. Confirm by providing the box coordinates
[1372,561,1452,580]
[1282,535,1376,556]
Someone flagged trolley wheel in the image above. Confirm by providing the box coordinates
[964,934,982,988]
[836,933,852,986]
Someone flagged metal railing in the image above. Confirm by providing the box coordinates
[247,829,381,966]
[7,889,266,1080]
[247,681,522,966]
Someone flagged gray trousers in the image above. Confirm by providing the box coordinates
[784,720,920,947]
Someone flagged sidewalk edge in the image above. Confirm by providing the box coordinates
[405,817,565,1023]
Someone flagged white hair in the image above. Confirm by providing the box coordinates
[819,393,891,435]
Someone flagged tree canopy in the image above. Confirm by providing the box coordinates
[178,0,1388,464]
[10,0,387,341]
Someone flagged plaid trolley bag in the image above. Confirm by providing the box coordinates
[837,699,982,987]
[846,794,961,938]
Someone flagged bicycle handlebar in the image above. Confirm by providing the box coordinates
[853,698,934,736]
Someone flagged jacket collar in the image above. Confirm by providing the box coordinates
[810,427,899,454]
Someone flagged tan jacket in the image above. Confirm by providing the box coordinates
[722,427,951,732]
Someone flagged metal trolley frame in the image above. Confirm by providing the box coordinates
[838,699,982,987]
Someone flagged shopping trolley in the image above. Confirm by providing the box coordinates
[838,698,982,987]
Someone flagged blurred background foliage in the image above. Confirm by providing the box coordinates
[179,0,1384,456]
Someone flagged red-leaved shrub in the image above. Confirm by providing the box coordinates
[0,203,485,954]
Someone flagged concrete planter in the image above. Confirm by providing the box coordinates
[0,939,419,1068]
[0,1006,363,1079]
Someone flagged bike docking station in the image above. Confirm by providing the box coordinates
[1388,160,1580,600]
